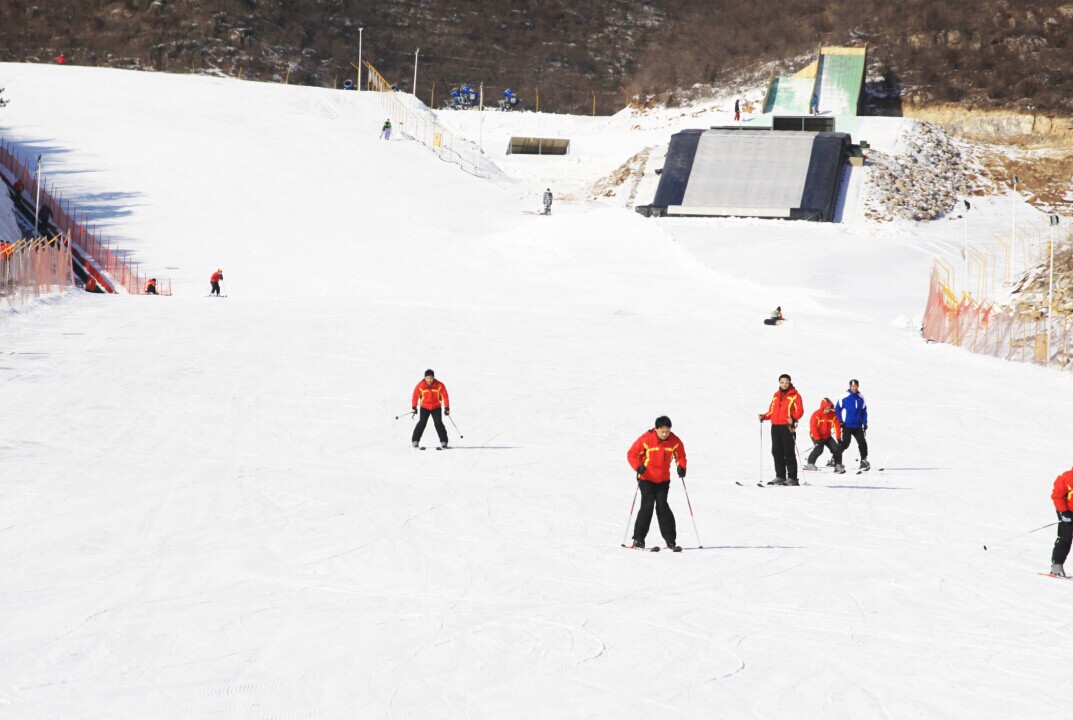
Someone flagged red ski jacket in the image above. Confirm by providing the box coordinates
[1053,468,1073,512]
[627,429,686,484]
[761,385,804,426]
[210,271,223,283]
[809,399,842,441]
[412,379,449,411]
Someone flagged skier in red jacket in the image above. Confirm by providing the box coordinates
[210,268,223,296]
[1050,468,1073,576]
[804,398,844,473]
[758,373,804,485]
[411,369,450,448]
[626,416,687,551]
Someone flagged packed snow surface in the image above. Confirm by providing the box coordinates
[1,64,1070,719]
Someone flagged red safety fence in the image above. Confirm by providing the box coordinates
[0,233,74,304]
[0,138,151,294]
[922,267,1073,368]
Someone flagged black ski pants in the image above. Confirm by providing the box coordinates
[771,424,798,480]
[412,407,448,445]
[840,427,868,460]
[807,437,842,466]
[1053,513,1073,564]
[210,281,221,296]
[633,480,676,545]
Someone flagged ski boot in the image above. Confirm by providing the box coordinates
[440,441,449,449]
[834,463,846,474]
[411,441,420,448]
[859,459,871,471]
[826,458,836,468]
[786,478,800,486]
[666,542,683,553]
[632,539,645,549]
[804,463,818,471]
[1051,563,1066,577]
[767,477,788,486]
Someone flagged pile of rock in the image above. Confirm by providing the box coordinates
[863,122,977,221]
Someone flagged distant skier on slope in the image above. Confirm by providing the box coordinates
[411,369,450,449]
[626,416,686,551]
[836,379,869,470]
[144,278,158,295]
[543,188,553,215]
[734,98,741,122]
[804,397,844,473]
[381,119,392,140]
[758,373,803,485]
[1050,468,1073,577]
[763,306,784,326]
[210,268,223,296]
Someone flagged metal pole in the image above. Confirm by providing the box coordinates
[33,155,42,236]
[477,81,484,173]
[1011,175,1018,246]
[621,482,640,547]
[412,48,419,109]
[357,26,363,91]
[1049,215,1058,364]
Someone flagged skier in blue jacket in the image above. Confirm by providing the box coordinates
[836,379,869,470]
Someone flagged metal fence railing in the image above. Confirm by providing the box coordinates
[362,61,480,175]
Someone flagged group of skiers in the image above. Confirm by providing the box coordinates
[759,375,869,486]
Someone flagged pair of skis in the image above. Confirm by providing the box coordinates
[621,544,683,553]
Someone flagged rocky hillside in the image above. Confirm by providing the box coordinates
[3,1,1073,116]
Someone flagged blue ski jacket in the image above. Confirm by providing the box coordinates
[836,390,868,428]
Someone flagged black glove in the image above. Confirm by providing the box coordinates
[677,466,686,479]
[789,421,798,432]
[635,465,646,476]
[758,414,766,422]
[863,424,868,432]
[411,407,417,415]
[1060,511,1073,523]
[444,408,450,416]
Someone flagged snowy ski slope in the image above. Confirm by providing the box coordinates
[1,63,1071,719]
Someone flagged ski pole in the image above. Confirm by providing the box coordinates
[679,475,703,548]
[621,481,639,547]
[395,410,417,420]
[446,413,464,438]
[983,522,1058,550]
[759,421,764,485]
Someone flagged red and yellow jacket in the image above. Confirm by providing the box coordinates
[412,379,449,411]
[809,399,842,441]
[761,385,804,426]
[210,271,223,283]
[627,429,687,484]
[1052,468,1073,512]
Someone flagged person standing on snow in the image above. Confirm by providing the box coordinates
[627,416,686,551]
[543,188,553,215]
[144,278,158,295]
[837,379,869,470]
[804,397,844,473]
[381,119,392,140]
[734,98,741,122]
[210,268,223,296]
[759,373,804,485]
[1050,468,1073,576]
[411,369,450,448]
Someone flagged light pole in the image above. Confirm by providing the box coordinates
[477,81,484,173]
[412,48,420,109]
[33,154,42,235]
[357,24,364,91]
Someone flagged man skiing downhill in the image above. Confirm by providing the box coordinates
[210,268,223,296]
[627,416,686,551]
[837,379,869,470]
[804,397,844,473]
[411,369,450,449]
[1050,468,1073,577]
[759,374,804,485]
[381,119,392,140]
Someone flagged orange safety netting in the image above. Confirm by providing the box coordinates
[923,268,1073,368]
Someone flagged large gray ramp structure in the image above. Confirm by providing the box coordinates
[640,129,850,222]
